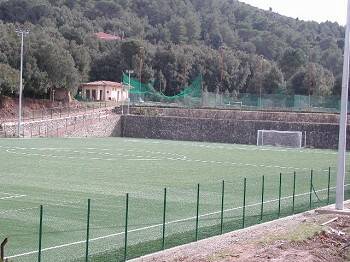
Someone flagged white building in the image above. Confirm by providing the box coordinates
[80,81,128,102]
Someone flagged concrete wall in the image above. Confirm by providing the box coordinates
[120,114,349,149]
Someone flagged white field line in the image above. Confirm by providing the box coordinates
[0,207,38,214]
[0,194,26,200]
[124,139,341,156]
[5,184,348,260]
[126,159,162,161]
[1,146,329,172]
[0,192,22,195]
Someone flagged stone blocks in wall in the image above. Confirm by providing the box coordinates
[120,115,348,149]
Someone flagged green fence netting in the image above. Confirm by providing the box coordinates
[120,75,344,112]
[123,73,202,106]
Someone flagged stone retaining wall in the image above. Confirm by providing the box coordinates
[127,106,344,124]
[120,115,348,149]
[1,110,120,138]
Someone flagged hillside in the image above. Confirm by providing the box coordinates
[0,0,345,99]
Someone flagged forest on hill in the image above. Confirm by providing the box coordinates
[0,0,345,98]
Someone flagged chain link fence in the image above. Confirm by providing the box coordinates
[132,92,344,114]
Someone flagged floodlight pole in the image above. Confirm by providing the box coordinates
[336,0,350,210]
[16,29,29,137]
[126,70,134,115]
[139,47,144,103]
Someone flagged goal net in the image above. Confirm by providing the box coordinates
[257,130,303,148]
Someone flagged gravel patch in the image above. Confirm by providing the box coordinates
[132,202,350,262]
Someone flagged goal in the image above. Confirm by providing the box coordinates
[257,130,303,148]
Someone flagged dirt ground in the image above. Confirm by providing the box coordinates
[1,96,62,119]
[134,203,350,262]
[0,95,79,120]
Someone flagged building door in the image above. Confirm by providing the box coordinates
[86,90,90,100]
[92,90,97,100]
[100,90,103,101]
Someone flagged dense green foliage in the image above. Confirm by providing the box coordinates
[0,0,345,98]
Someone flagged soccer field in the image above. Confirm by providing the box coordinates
[0,137,348,261]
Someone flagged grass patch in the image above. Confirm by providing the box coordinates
[0,137,346,261]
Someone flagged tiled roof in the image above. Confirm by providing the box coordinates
[95,32,122,41]
[81,81,122,87]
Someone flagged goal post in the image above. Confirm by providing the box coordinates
[257,130,304,148]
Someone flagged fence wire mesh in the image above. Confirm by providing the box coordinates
[2,167,350,261]
[129,92,346,114]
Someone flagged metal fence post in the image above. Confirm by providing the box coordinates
[260,175,265,221]
[38,205,43,262]
[195,184,200,241]
[292,171,296,214]
[309,170,313,209]
[85,199,91,262]
[123,193,129,262]
[278,173,282,218]
[220,180,225,234]
[242,178,246,229]
[162,188,167,250]
[327,167,331,205]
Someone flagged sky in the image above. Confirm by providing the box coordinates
[239,0,347,25]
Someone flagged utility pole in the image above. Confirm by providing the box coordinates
[16,29,29,137]
[336,0,350,210]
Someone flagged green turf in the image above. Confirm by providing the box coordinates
[0,137,348,261]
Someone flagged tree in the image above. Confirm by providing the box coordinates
[168,16,187,44]
[0,0,345,99]
[263,65,285,94]
[184,13,201,43]
[279,48,306,80]
[287,63,334,96]
[35,41,80,94]
[0,63,19,95]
